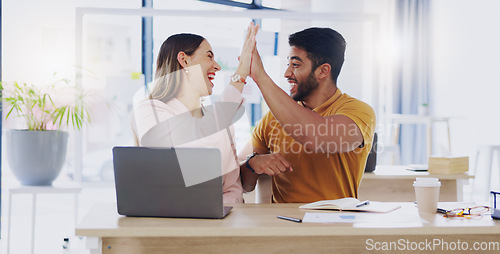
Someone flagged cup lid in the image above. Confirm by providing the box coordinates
[413,177,441,187]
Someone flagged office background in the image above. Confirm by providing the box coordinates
[1,0,500,252]
[3,0,499,179]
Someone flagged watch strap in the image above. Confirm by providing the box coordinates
[245,152,259,173]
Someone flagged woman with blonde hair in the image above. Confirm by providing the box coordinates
[133,23,258,203]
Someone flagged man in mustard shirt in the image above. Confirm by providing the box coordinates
[240,27,376,203]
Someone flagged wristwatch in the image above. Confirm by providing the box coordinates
[231,73,247,84]
[245,152,259,173]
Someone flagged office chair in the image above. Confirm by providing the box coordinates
[364,132,378,172]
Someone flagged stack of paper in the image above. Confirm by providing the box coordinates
[428,156,469,174]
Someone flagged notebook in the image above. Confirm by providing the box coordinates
[299,198,401,213]
[112,146,232,219]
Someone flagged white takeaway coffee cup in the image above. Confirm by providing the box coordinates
[413,178,441,214]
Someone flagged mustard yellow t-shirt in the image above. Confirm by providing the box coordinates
[252,88,376,203]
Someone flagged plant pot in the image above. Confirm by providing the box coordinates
[5,130,69,186]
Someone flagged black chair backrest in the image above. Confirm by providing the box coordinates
[364,132,377,172]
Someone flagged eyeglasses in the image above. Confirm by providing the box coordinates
[442,206,491,218]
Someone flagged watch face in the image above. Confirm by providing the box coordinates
[231,74,240,82]
[246,152,257,160]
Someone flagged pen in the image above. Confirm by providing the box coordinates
[355,200,370,207]
[277,215,302,223]
[437,208,449,214]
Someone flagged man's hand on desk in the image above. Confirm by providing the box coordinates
[249,153,293,176]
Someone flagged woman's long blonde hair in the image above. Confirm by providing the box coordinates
[149,33,206,103]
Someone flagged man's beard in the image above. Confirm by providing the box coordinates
[292,71,319,102]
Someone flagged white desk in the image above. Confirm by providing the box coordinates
[7,185,81,254]
[359,165,473,202]
[389,114,452,156]
[76,202,500,253]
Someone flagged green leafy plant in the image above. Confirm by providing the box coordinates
[0,79,91,131]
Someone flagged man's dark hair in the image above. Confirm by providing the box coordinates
[288,27,346,83]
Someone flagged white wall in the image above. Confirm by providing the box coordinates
[2,0,75,84]
[1,0,139,85]
[431,0,500,160]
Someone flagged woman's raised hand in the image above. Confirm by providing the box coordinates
[235,22,259,79]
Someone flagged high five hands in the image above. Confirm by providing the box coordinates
[237,22,260,79]
[239,22,293,177]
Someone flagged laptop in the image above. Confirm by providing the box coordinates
[112,146,232,219]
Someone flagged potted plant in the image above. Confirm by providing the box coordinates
[0,78,91,185]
